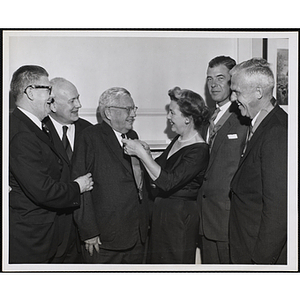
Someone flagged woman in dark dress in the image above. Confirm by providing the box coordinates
[122,87,210,264]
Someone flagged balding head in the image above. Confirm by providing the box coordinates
[49,77,82,124]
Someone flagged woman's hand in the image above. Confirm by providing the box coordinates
[122,138,146,157]
[122,138,161,181]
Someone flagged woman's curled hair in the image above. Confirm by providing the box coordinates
[168,86,210,131]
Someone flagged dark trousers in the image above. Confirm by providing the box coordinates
[200,235,230,264]
[81,237,146,264]
[50,233,83,263]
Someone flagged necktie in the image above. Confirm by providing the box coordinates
[241,124,253,157]
[208,107,221,146]
[42,122,53,143]
[62,125,72,161]
[121,133,143,201]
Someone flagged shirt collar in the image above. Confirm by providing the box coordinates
[251,101,275,131]
[113,129,125,146]
[49,115,75,138]
[18,107,43,130]
[216,101,231,112]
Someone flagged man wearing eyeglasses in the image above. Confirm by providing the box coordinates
[42,77,92,263]
[72,87,149,264]
[9,65,94,263]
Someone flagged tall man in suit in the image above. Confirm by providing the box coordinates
[9,65,93,263]
[229,58,287,264]
[72,87,149,263]
[197,56,249,264]
[43,77,92,263]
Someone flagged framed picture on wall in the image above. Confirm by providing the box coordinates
[266,38,289,110]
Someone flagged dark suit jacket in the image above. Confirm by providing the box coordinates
[9,108,81,263]
[43,116,92,259]
[198,102,249,242]
[72,121,149,251]
[229,104,287,264]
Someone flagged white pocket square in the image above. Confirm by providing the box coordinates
[227,134,238,139]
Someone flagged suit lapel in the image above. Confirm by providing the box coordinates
[13,109,59,155]
[44,117,70,164]
[101,122,133,174]
[74,119,86,147]
[235,105,279,171]
[206,112,234,172]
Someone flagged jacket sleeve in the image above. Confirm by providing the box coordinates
[154,145,209,193]
[10,132,80,209]
[72,130,100,241]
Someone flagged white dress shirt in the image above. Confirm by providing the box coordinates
[113,129,124,147]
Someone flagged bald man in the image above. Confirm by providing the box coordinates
[43,77,92,263]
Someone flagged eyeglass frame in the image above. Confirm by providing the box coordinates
[107,106,138,114]
[24,85,52,94]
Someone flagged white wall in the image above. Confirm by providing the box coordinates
[5,32,269,146]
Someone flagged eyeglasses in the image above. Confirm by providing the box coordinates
[24,85,52,94]
[108,106,138,114]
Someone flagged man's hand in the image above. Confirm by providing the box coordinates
[74,173,94,193]
[84,236,102,256]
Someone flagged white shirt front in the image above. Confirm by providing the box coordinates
[113,129,124,147]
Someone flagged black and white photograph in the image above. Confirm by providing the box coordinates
[2,29,298,275]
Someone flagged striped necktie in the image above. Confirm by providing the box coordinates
[208,107,221,146]
[121,133,143,201]
[241,124,253,157]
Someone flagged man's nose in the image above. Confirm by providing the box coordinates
[129,109,136,117]
[74,99,82,108]
[210,78,218,87]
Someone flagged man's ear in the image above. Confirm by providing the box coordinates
[256,86,263,99]
[104,107,111,120]
[49,101,57,113]
[25,87,34,100]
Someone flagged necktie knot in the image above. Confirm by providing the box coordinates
[63,125,68,134]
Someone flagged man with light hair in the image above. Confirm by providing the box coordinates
[72,87,149,264]
[229,58,287,264]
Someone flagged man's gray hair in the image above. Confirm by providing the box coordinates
[98,87,131,120]
[230,57,275,90]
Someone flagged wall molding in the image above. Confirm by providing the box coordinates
[79,107,168,118]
